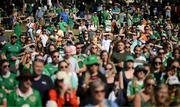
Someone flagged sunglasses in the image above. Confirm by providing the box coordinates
[22,77,32,81]
[53,55,59,58]
[21,37,26,39]
[3,65,10,68]
[58,79,64,82]
[146,83,156,87]
[11,37,17,39]
[94,89,105,94]
[159,52,164,55]
[76,47,81,49]
[60,66,68,69]
[106,67,113,70]
[92,47,97,49]
[155,61,162,65]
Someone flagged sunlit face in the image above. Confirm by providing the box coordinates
[1,62,10,75]
[101,52,108,61]
[76,45,82,54]
[90,64,99,73]
[22,78,32,90]
[135,47,142,57]
[137,71,145,79]
[59,62,69,71]
[145,79,155,94]
[174,50,179,58]
[92,86,105,103]
[105,64,113,72]
[126,61,134,68]
[91,45,98,54]
[11,36,17,43]
[117,42,125,51]
[154,58,162,69]
[52,52,60,64]
[20,36,26,43]
[157,87,169,104]
[33,61,44,76]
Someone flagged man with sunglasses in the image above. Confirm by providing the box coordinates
[0,60,18,94]
[44,50,60,77]
[2,34,21,67]
[7,70,42,107]
[85,80,118,107]
[16,33,26,47]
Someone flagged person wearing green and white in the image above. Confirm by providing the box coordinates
[105,15,112,32]
[7,70,42,107]
[0,60,18,95]
[127,65,147,104]
[2,34,21,66]
[44,50,60,77]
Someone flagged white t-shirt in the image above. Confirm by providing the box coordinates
[40,34,48,47]
[101,38,112,52]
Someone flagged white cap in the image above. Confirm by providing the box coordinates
[168,76,180,85]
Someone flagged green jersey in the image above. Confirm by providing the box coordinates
[14,22,22,38]
[58,21,67,32]
[0,72,18,91]
[43,64,59,76]
[73,54,87,68]
[0,89,6,105]
[91,15,99,27]
[2,43,21,61]
[127,79,144,96]
[7,88,42,107]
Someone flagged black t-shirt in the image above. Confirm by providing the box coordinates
[31,75,54,105]
[111,51,130,63]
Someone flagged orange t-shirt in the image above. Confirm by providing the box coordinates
[49,89,79,107]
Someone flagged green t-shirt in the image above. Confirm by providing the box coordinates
[68,16,75,29]
[91,15,99,27]
[43,64,59,76]
[58,21,67,32]
[0,89,6,105]
[127,79,144,96]
[2,43,21,61]
[0,72,18,91]
[7,89,42,107]
[73,54,87,68]
[14,22,22,38]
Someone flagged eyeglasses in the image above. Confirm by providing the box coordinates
[60,66,68,69]
[3,65,10,68]
[21,37,26,39]
[94,89,105,94]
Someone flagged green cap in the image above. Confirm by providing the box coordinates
[125,55,134,62]
[84,55,99,65]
